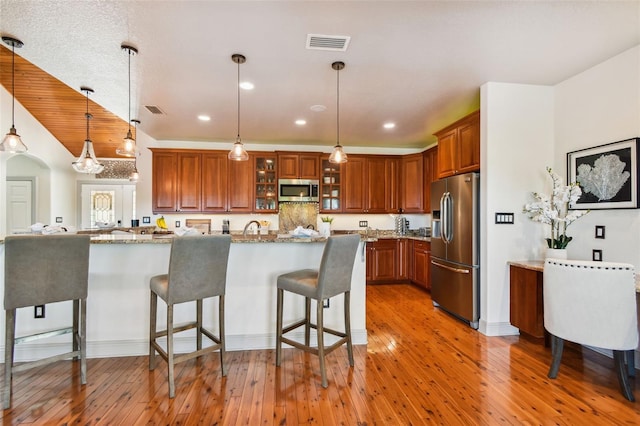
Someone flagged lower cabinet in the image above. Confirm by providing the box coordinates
[411,240,431,290]
[366,238,430,288]
[509,265,545,342]
[366,239,399,283]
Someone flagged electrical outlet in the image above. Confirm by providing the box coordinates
[55,217,63,223]
[323,299,330,308]
[175,220,181,228]
[34,305,45,318]
[359,220,368,228]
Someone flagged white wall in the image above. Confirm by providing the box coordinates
[0,86,79,236]
[480,82,555,336]
[554,45,640,266]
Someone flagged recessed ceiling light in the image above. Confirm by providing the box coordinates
[239,81,254,90]
[310,105,326,112]
[295,119,307,126]
[383,122,396,129]
[198,115,211,121]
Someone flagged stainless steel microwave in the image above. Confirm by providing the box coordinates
[278,179,319,203]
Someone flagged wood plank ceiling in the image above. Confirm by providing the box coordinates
[0,43,128,159]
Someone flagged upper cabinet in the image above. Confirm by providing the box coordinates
[423,146,438,213]
[344,155,399,213]
[277,152,320,180]
[254,154,277,212]
[400,153,424,213]
[152,149,255,214]
[152,150,202,213]
[320,158,342,212]
[434,110,480,179]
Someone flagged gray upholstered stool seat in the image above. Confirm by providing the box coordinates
[3,234,91,409]
[149,235,231,398]
[276,234,361,388]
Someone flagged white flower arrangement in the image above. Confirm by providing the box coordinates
[523,167,590,249]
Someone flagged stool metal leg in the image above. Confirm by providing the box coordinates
[149,292,158,370]
[317,300,328,388]
[219,295,226,376]
[275,289,283,366]
[3,309,16,409]
[345,291,354,367]
[167,304,175,398]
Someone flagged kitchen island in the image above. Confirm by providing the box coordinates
[0,233,366,362]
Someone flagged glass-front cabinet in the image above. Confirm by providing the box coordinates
[320,158,342,212]
[254,154,277,212]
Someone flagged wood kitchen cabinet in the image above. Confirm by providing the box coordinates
[152,150,201,213]
[411,240,431,290]
[201,151,228,212]
[423,146,438,212]
[509,264,545,343]
[320,158,342,212]
[434,110,480,179]
[254,154,277,212]
[366,239,398,283]
[401,153,424,213]
[344,156,399,213]
[277,152,320,180]
[152,149,254,213]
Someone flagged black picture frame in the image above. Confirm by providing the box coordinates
[567,137,639,209]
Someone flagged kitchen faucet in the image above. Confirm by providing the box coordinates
[243,220,261,236]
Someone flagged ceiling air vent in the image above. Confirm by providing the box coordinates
[145,105,165,115]
[306,34,351,51]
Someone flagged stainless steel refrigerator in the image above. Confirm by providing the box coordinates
[430,172,480,329]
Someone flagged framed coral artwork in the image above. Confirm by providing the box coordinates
[567,137,639,209]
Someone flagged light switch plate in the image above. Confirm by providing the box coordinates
[495,212,514,224]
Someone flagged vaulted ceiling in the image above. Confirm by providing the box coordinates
[1,1,639,159]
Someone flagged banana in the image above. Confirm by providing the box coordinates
[156,216,168,230]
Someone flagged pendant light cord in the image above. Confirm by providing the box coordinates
[85,90,91,142]
[10,42,15,128]
[336,66,340,145]
[127,49,131,133]
[237,59,240,139]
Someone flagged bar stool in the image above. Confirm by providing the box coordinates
[3,234,91,409]
[276,234,361,387]
[149,235,231,398]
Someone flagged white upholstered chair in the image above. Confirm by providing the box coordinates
[543,259,638,401]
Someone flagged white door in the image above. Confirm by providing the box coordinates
[6,179,34,234]
[80,184,136,229]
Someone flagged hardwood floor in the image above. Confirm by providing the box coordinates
[1,284,638,424]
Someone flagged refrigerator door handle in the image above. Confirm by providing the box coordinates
[439,192,447,244]
[442,192,452,244]
[431,260,470,274]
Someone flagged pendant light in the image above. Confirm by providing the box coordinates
[328,61,347,164]
[72,87,104,174]
[228,53,249,161]
[0,36,28,153]
[116,44,138,157]
[129,119,140,182]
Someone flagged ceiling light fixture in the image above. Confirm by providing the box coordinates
[72,87,104,174]
[0,36,28,153]
[228,53,249,161]
[129,119,140,182]
[198,115,211,121]
[383,122,396,129]
[239,81,254,90]
[116,44,138,157]
[295,119,307,126]
[329,61,347,164]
